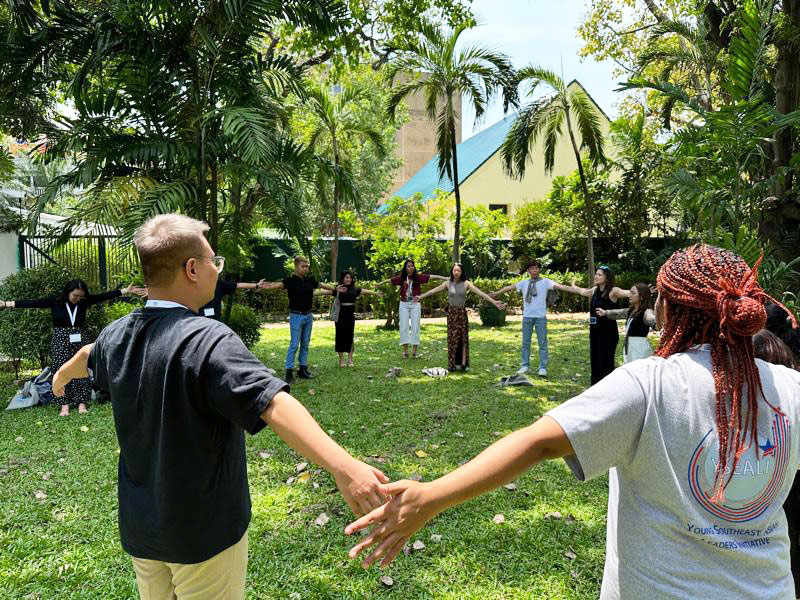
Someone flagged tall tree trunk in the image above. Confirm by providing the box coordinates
[450,119,462,263]
[762,0,800,258]
[565,110,595,282]
[209,161,218,251]
[772,0,800,199]
[198,125,207,223]
[331,136,341,282]
[224,177,242,323]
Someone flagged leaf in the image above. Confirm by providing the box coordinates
[564,550,577,560]
[15,436,23,442]
[34,490,47,500]
[314,512,330,527]
[295,462,309,473]
[308,389,316,395]
[430,534,442,543]
[80,426,89,432]
[453,432,465,438]
[503,483,517,491]
[412,540,425,551]
[258,452,271,459]
[296,472,311,483]
[544,511,562,520]
[380,576,394,587]
[492,513,505,524]
[415,450,428,458]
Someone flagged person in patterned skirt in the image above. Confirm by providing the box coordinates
[417,264,505,371]
[1,279,145,415]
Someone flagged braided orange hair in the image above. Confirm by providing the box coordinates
[655,244,796,503]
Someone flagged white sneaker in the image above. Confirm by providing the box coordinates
[537,368,547,377]
[516,366,529,375]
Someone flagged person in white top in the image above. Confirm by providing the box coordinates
[345,244,800,600]
[491,259,573,377]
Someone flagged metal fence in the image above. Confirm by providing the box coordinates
[18,235,138,289]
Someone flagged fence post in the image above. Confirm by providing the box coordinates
[98,237,108,289]
[17,234,26,270]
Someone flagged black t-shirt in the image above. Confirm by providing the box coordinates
[89,307,288,563]
[200,279,238,320]
[282,275,318,312]
[335,286,361,303]
[14,290,122,327]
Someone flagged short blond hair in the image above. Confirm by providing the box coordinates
[294,256,309,266]
[133,214,209,286]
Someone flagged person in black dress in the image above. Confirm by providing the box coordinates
[560,266,631,385]
[1,279,146,415]
[318,271,382,367]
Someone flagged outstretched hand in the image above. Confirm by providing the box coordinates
[494,301,507,310]
[335,459,391,517]
[595,308,607,317]
[345,480,440,569]
[124,285,148,297]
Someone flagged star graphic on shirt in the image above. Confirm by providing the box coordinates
[759,438,776,455]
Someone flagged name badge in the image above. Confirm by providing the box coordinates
[69,333,82,343]
[589,317,597,325]
[204,308,215,317]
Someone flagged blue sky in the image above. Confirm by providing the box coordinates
[459,0,621,138]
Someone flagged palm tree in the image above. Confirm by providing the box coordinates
[306,85,387,280]
[501,70,606,279]
[386,22,516,262]
[0,0,349,249]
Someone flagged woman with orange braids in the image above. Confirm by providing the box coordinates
[346,244,800,600]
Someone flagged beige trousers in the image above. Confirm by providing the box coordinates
[131,531,248,600]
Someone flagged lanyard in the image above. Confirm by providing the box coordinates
[65,303,79,327]
[146,299,190,310]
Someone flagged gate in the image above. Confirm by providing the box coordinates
[18,235,138,289]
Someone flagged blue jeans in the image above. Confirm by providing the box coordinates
[285,312,313,369]
[521,316,548,370]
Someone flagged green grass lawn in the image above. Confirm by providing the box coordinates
[0,316,617,599]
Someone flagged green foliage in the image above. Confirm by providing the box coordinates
[225,303,263,350]
[459,205,511,276]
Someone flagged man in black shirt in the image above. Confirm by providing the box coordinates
[52,214,388,600]
[200,277,268,320]
[262,257,334,383]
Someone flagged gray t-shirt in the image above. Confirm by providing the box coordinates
[547,346,800,599]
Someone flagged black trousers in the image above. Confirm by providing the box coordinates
[589,326,619,385]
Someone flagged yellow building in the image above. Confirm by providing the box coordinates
[383,81,612,233]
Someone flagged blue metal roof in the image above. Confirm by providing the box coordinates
[381,113,517,213]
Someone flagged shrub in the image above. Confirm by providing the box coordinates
[226,303,262,349]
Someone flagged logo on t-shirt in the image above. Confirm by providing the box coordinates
[687,413,789,522]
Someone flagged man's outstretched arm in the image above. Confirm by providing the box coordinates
[261,392,389,516]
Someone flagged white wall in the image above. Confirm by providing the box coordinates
[0,232,18,282]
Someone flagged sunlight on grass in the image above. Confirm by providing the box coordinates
[0,317,611,598]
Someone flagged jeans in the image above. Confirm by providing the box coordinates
[398,301,421,345]
[285,312,313,369]
[521,316,548,370]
